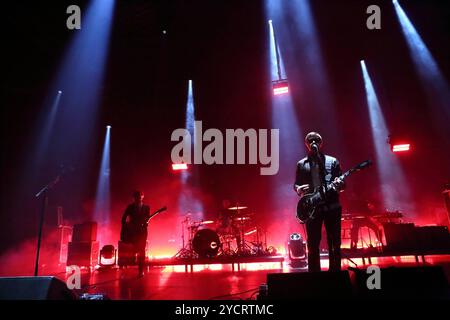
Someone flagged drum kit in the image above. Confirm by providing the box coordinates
[173,204,268,259]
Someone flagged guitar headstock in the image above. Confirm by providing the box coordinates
[355,159,372,171]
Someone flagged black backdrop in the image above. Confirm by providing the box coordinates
[2,0,449,255]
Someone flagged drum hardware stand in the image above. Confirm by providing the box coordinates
[173,214,198,259]
[235,219,254,256]
[218,235,235,257]
[250,228,266,256]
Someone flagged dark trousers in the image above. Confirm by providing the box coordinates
[306,207,342,272]
[133,233,147,274]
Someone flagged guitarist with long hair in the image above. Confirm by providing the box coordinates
[121,190,151,278]
[294,132,345,272]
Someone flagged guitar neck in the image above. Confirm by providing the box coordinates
[339,161,371,182]
[341,169,354,180]
[145,207,166,224]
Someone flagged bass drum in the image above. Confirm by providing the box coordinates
[192,229,221,258]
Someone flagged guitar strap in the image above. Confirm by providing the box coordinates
[324,156,333,184]
[324,156,342,211]
[310,158,321,189]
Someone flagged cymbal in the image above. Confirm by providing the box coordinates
[200,220,215,225]
[188,220,215,227]
[244,228,257,236]
[228,206,248,210]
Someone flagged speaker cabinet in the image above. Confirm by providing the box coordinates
[72,221,97,242]
[0,276,76,300]
[67,241,99,267]
[117,241,137,266]
[383,223,417,250]
[266,271,353,299]
[415,226,450,250]
[59,226,73,264]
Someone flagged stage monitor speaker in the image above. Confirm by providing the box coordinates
[0,276,77,300]
[352,266,449,299]
[266,271,353,299]
[72,221,97,242]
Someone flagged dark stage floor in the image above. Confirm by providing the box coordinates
[57,255,450,300]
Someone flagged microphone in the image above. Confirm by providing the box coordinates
[310,142,319,152]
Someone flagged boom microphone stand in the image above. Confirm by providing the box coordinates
[34,166,70,276]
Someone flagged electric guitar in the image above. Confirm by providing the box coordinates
[296,160,372,224]
[120,206,167,243]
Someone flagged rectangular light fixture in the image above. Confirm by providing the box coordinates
[272,79,289,96]
[172,163,188,170]
[392,144,411,152]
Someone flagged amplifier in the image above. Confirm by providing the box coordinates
[67,241,99,267]
[383,223,417,250]
[415,226,450,250]
[59,226,73,264]
[117,241,137,266]
[72,221,97,242]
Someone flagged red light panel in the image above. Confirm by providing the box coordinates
[273,86,289,95]
[392,144,411,152]
[172,163,188,170]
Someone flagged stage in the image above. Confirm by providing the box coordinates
[3,0,450,305]
[51,254,450,300]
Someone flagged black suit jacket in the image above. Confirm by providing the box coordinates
[294,153,343,208]
[121,203,150,243]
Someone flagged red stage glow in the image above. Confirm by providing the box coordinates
[392,143,411,152]
[172,163,188,170]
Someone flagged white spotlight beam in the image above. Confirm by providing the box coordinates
[94,125,111,224]
[393,1,450,120]
[360,60,415,214]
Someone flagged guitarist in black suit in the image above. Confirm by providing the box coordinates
[121,190,150,277]
[294,132,345,272]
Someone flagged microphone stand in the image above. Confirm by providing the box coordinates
[311,143,327,197]
[34,172,62,276]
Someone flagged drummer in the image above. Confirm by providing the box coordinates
[216,199,241,246]
[217,199,233,232]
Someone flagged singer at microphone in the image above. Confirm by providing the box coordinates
[293,131,345,272]
[310,142,319,153]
